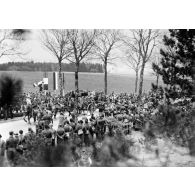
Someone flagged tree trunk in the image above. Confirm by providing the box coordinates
[193,62,195,108]
[58,60,63,96]
[75,62,79,118]
[138,61,146,98]
[135,69,139,93]
[104,59,108,95]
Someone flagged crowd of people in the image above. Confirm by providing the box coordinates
[0,88,192,166]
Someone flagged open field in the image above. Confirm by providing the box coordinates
[0,71,157,94]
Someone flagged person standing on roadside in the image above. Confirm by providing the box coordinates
[0,134,5,157]
[18,130,26,154]
[5,131,18,166]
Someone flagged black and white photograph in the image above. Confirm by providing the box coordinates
[1,1,195,195]
[0,28,194,167]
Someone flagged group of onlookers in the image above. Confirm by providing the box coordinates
[0,128,33,166]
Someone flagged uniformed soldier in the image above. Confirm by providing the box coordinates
[5,131,18,165]
[0,134,5,157]
[83,119,90,147]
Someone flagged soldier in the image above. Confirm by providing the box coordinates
[64,121,72,143]
[0,134,5,157]
[83,119,90,147]
[41,125,53,146]
[58,112,65,127]
[18,130,26,154]
[97,115,106,141]
[56,124,65,145]
[24,128,36,143]
[76,120,84,147]
[32,105,39,123]
[5,131,18,166]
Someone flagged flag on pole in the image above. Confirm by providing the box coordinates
[33,81,42,87]
[53,72,58,90]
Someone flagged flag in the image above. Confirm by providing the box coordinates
[33,81,42,87]
[33,83,37,87]
[38,81,43,86]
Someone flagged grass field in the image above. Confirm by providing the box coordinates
[0,71,157,94]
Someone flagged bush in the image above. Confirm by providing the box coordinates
[15,134,75,167]
[91,128,135,167]
[148,103,195,147]
[0,74,23,108]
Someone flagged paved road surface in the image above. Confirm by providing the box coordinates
[0,117,59,141]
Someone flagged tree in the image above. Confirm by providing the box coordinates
[0,29,28,60]
[11,29,30,39]
[129,30,159,98]
[67,29,97,114]
[0,74,23,117]
[153,29,194,100]
[41,30,70,96]
[122,31,142,93]
[95,30,121,95]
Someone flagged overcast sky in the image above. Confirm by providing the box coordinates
[0,29,160,76]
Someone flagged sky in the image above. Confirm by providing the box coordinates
[0,29,158,76]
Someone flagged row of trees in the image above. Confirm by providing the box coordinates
[0,29,160,100]
[122,30,160,96]
[0,61,103,72]
[41,29,160,98]
[2,29,193,104]
[1,30,194,106]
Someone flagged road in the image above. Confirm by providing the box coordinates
[0,117,59,141]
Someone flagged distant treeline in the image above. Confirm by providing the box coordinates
[0,61,104,73]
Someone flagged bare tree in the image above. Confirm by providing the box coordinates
[125,52,141,93]
[129,30,160,98]
[95,29,121,95]
[122,31,142,93]
[0,30,28,60]
[41,30,70,96]
[66,29,97,115]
